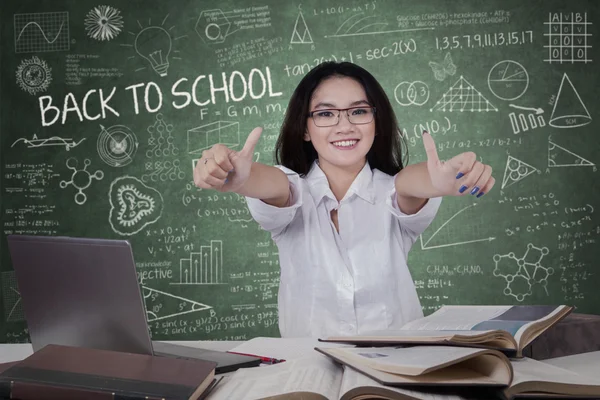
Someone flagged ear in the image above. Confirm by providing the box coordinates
[303,131,311,141]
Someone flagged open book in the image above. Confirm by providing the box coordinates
[315,346,513,388]
[205,349,600,400]
[206,353,480,400]
[320,305,573,357]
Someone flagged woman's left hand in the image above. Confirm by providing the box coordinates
[422,131,495,198]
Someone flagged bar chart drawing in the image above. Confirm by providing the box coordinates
[176,240,225,285]
[508,110,546,134]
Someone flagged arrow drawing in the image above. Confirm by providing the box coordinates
[509,104,544,114]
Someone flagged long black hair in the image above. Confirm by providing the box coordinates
[274,61,407,176]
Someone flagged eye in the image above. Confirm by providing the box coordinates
[315,111,334,117]
[351,108,368,115]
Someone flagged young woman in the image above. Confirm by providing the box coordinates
[193,62,495,338]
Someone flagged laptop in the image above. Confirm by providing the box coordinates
[6,234,261,374]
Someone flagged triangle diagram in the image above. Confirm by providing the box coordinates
[549,73,592,128]
[548,139,595,167]
[290,11,313,44]
[501,155,538,189]
[431,76,498,112]
[142,286,212,322]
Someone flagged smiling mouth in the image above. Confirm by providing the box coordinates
[331,139,359,148]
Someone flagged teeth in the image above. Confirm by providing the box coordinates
[332,140,358,148]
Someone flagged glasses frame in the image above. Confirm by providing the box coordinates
[308,106,377,127]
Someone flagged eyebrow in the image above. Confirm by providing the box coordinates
[312,100,370,109]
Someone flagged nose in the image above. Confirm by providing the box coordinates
[335,111,354,131]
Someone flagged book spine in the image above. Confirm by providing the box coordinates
[1,380,163,400]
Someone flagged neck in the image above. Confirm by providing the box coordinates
[318,158,366,202]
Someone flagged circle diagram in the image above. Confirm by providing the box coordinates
[487,61,529,101]
[97,124,139,167]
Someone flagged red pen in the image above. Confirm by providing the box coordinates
[227,351,286,364]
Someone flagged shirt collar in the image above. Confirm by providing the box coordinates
[306,160,376,205]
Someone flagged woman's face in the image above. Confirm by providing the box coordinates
[304,76,376,171]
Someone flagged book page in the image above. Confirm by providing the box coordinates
[327,346,486,375]
[206,355,342,400]
[511,357,600,387]
[340,366,471,400]
[357,330,495,338]
[229,336,352,361]
[400,306,511,331]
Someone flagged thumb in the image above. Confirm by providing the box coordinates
[240,127,263,157]
[422,130,440,167]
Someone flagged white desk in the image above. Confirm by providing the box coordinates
[2,341,600,378]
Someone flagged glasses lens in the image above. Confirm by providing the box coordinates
[313,110,339,127]
[348,107,374,124]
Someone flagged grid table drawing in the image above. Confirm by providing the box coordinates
[14,11,70,53]
[544,12,592,63]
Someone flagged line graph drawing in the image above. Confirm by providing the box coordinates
[1,272,25,322]
[501,155,539,190]
[14,12,70,53]
[430,76,498,112]
[548,137,595,168]
[142,286,212,322]
[325,12,433,38]
[11,134,85,151]
[419,203,495,250]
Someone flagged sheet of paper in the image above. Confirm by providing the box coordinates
[229,336,352,361]
[340,366,470,400]
[207,355,342,400]
[401,306,511,331]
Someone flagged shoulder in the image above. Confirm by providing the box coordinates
[371,168,396,191]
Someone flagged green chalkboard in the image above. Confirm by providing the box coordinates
[1,0,599,343]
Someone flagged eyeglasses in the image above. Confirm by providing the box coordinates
[308,106,376,127]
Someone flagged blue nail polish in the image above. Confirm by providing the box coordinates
[459,185,468,193]
[470,186,480,195]
[476,191,485,198]
[224,178,228,183]
[456,172,464,179]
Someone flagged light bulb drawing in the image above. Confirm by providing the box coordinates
[120,14,186,76]
[134,26,172,77]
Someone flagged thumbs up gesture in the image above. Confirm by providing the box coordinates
[193,127,262,192]
[422,131,495,197]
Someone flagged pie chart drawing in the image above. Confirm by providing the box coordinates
[487,61,529,101]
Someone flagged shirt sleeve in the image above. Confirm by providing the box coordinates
[245,165,303,238]
[385,187,443,240]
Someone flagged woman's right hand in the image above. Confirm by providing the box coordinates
[193,126,263,193]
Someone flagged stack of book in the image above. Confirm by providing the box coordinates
[0,344,220,400]
[206,304,600,400]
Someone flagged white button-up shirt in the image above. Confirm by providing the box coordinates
[245,161,442,338]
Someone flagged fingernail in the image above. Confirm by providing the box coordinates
[476,191,485,198]
[224,178,228,183]
[470,186,480,195]
[229,169,234,172]
[422,130,428,135]
[459,185,468,193]
[456,172,464,179]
